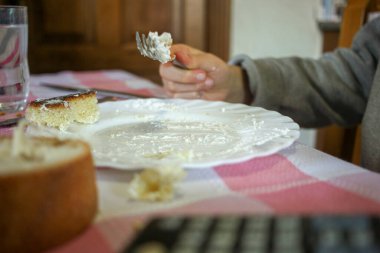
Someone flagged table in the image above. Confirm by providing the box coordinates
[2,70,380,253]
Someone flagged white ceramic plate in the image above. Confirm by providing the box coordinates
[30,99,300,169]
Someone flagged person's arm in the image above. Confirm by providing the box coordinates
[231,17,379,128]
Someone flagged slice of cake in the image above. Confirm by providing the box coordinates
[25,91,99,130]
[0,122,98,253]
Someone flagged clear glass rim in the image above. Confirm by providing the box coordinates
[0,5,27,25]
[0,5,27,10]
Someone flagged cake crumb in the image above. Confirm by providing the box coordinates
[126,166,186,202]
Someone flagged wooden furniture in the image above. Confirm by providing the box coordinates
[316,0,380,164]
[318,21,340,52]
[2,0,231,84]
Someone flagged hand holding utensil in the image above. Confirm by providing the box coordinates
[136,31,187,69]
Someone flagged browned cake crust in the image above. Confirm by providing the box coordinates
[25,91,99,130]
[0,137,98,253]
[29,90,96,110]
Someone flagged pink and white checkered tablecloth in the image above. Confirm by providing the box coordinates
[2,70,380,253]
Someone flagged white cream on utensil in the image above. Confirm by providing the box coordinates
[148,32,173,63]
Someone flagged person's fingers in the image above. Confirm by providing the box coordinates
[159,62,207,83]
[171,44,221,73]
[172,91,203,99]
[184,52,221,73]
[163,79,201,92]
[161,44,221,97]
[170,44,203,67]
[170,45,192,67]
[203,77,214,89]
[162,77,215,93]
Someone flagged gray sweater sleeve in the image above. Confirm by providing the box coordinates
[230,17,380,128]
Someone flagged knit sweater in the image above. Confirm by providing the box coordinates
[231,17,380,172]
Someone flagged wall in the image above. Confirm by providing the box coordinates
[230,0,322,146]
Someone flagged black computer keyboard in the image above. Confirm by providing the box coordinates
[124,215,380,253]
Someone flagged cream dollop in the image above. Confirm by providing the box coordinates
[148,31,173,63]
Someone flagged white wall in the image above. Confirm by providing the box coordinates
[230,0,322,147]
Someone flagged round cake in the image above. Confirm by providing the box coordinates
[0,135,98,253]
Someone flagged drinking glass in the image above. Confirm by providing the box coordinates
[0,6,29,113]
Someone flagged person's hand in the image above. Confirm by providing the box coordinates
[159,44,251,104]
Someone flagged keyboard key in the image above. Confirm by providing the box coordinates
[245,216,271,232]
[348,228,374,248]
[275,216,302,231]
[215,216,241,231]
[273,231,303,249]
[240,231,269,249]
[186,217,213,231]
[317,227,344,248]
[176,230,205,248]
[208,230,236,250]
[157,217,183,230]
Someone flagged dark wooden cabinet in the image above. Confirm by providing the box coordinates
[3,0,231,84]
